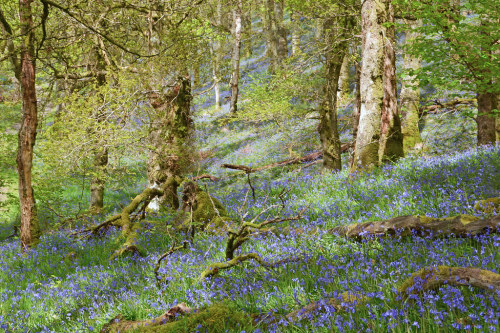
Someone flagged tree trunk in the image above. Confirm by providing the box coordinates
[18,0,40,252]
[147,76,192,210]
[318,16,352,171]
[89,45,108,214]
[351,0,386,172]
[350,53,361,166]
[379,1,404,163]
[229,0,242,114]
[243,2,252,57]
[476,91,497,146]
[274,0,288,60]
[212,0,223,109]
[291,11,300,56]
[337,53,350,102]
[401,20,423,153]
[265,0,279,73]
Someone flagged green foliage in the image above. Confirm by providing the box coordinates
[395,0,500,95]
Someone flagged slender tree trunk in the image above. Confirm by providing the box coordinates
[401,20,422,153]
[229,0,242,114]
[212,0,223,109]
[147,76,192,210]
[89,46,108,214]
[243,3,252,57]
[18,0,40,252]
[351,0,386,172]
[274,0,288,60]
[337,53,350,102]
[351,54,361,159]
[318,16,353,171]
[291,11,300,56]
[265,0,279,73]
[379,1,404,162]
[476,91,497,146]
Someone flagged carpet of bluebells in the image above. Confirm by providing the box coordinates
[1,104,499,332]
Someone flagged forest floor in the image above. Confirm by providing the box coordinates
[0,94,499,332]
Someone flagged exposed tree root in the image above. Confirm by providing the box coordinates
[79,187,163,260]
[398,266,500,300]
[330,214,499,240]
[101,303,192,333]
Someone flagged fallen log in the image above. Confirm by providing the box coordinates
[398,266,500,300]
[101,303,192,333]
[330,214,500,240]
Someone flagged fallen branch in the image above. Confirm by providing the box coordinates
[154,241,189,289]
[221,143,350,175]
[330,214,499,240]
[101,303,192,333]
[398,266,500,300]
[420,98,476,114]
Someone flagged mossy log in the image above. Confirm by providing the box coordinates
[474,197,500,214]
[101,303,192,333]
[398,266,500,300]
[330,214,499,240]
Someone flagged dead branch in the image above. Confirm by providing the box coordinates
[154,241,189,289]
[398,266,500,300]
[330,214,499,240]
[420,98,476,115]
[191,174,220,181]
[221,143,350,175]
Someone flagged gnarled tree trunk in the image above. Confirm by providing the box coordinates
[147,76,192,210]
[18,0,40,252]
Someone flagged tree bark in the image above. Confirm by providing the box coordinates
[89,43,108,214]
[291,11,300,56]
[265,0,279,73]
[351,0,386,172]
[337,53,350,102]
[379,1,404,162]
[147,76,192,210]
[18,0,41,252]
[351,52,361,158]
[476,91,497,146]
[274,0,288,60]
[318,16,352,171]
[401,19,423,152]
[330,214,499,240]
[229,0,242,114]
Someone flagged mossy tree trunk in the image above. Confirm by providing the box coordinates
[379,1,404,163]
[401,19,423,153]
[18,0,41,252]
[274,0,288,60]
[147,76,192,210]
[337,53,350,102]
[477,91,497,146]
[291,11,301,56]
[318,15,353,171]
[265,0,279,73]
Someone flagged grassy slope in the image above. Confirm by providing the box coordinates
[0,96,498,332]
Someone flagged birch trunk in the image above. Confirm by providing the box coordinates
[229,0,242,114]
